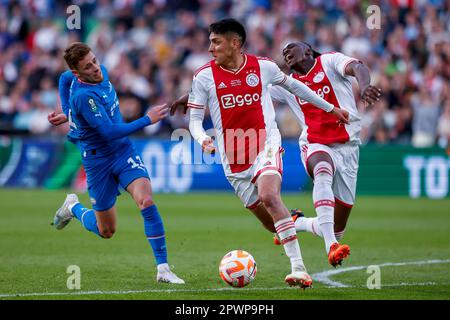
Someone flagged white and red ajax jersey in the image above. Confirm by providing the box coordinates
[188,54,287,174]
[270,52,362,146]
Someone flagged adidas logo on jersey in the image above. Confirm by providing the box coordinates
[218,82,227,89]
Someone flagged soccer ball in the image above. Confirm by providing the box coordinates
[219,250,257,287]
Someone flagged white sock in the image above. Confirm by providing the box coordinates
[275,217,305,273]
[68,202,79,213]
[296,217,345,241]
[313,161,337,253]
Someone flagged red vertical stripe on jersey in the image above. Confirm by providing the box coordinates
[293,55,350,145]
[211,55,266,173]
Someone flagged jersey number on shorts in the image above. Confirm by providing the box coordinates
[127,156,146,171]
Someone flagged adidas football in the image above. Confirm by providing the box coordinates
[219,250,257,287]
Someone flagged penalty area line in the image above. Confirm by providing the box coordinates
[311,258,450,288]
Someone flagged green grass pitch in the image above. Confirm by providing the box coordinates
[0,189,449,300]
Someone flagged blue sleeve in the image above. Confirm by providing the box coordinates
[59,71,75,116]
[76,93,151,140]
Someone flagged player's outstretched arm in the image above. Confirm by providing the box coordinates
[59,71,75,116]
[169,94,189,116]
[80,94,168,140]
[345,61,381,106]
[281,76,349,124]
[48,70,75,126]
[189,107,216,154]
[146,103,170,123]
[95,105,166,140]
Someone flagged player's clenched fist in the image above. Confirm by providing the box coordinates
[47,111,68,126]
[201,137,216,154]
[147,104,169,124]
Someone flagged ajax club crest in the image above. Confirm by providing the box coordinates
[246,73,260,87]
[313,72,325,83]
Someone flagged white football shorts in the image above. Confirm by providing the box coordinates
[226,144,284,208]
[300,142,359,207]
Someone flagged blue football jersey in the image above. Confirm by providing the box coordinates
[64,65,132,155]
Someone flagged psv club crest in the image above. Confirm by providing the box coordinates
[246,73,260,87]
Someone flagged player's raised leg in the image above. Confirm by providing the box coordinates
[256,174,312,288]
[126,177,184,284]
[307,152,350,267]
[293,201,351,238]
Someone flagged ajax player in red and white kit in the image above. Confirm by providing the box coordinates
[173,19,349,287]
[270,41,381,267]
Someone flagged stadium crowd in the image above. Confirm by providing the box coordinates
[0,0,449,148]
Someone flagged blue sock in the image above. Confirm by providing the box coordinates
[71,203,100,237]
[141,204,168,265]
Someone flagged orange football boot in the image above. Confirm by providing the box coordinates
[328,243,351,267]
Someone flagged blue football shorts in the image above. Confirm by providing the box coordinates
[82,144,149,211]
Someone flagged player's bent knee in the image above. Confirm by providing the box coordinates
[259,193,280,209]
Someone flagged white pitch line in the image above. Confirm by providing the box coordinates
[1,281,447,298]
[0,286,296,298]
[311,258,450,288]
[1,259,449,298]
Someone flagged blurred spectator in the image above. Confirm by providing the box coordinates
[411,88,440,147]
[437,99,450,150]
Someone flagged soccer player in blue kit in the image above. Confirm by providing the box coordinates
[50,42,184,284]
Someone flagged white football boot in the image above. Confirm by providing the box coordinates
[285,265,313,289]
[156,263,185,284]
[52,194,79,230]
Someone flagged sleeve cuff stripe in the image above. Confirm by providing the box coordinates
[187,104,205,109]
